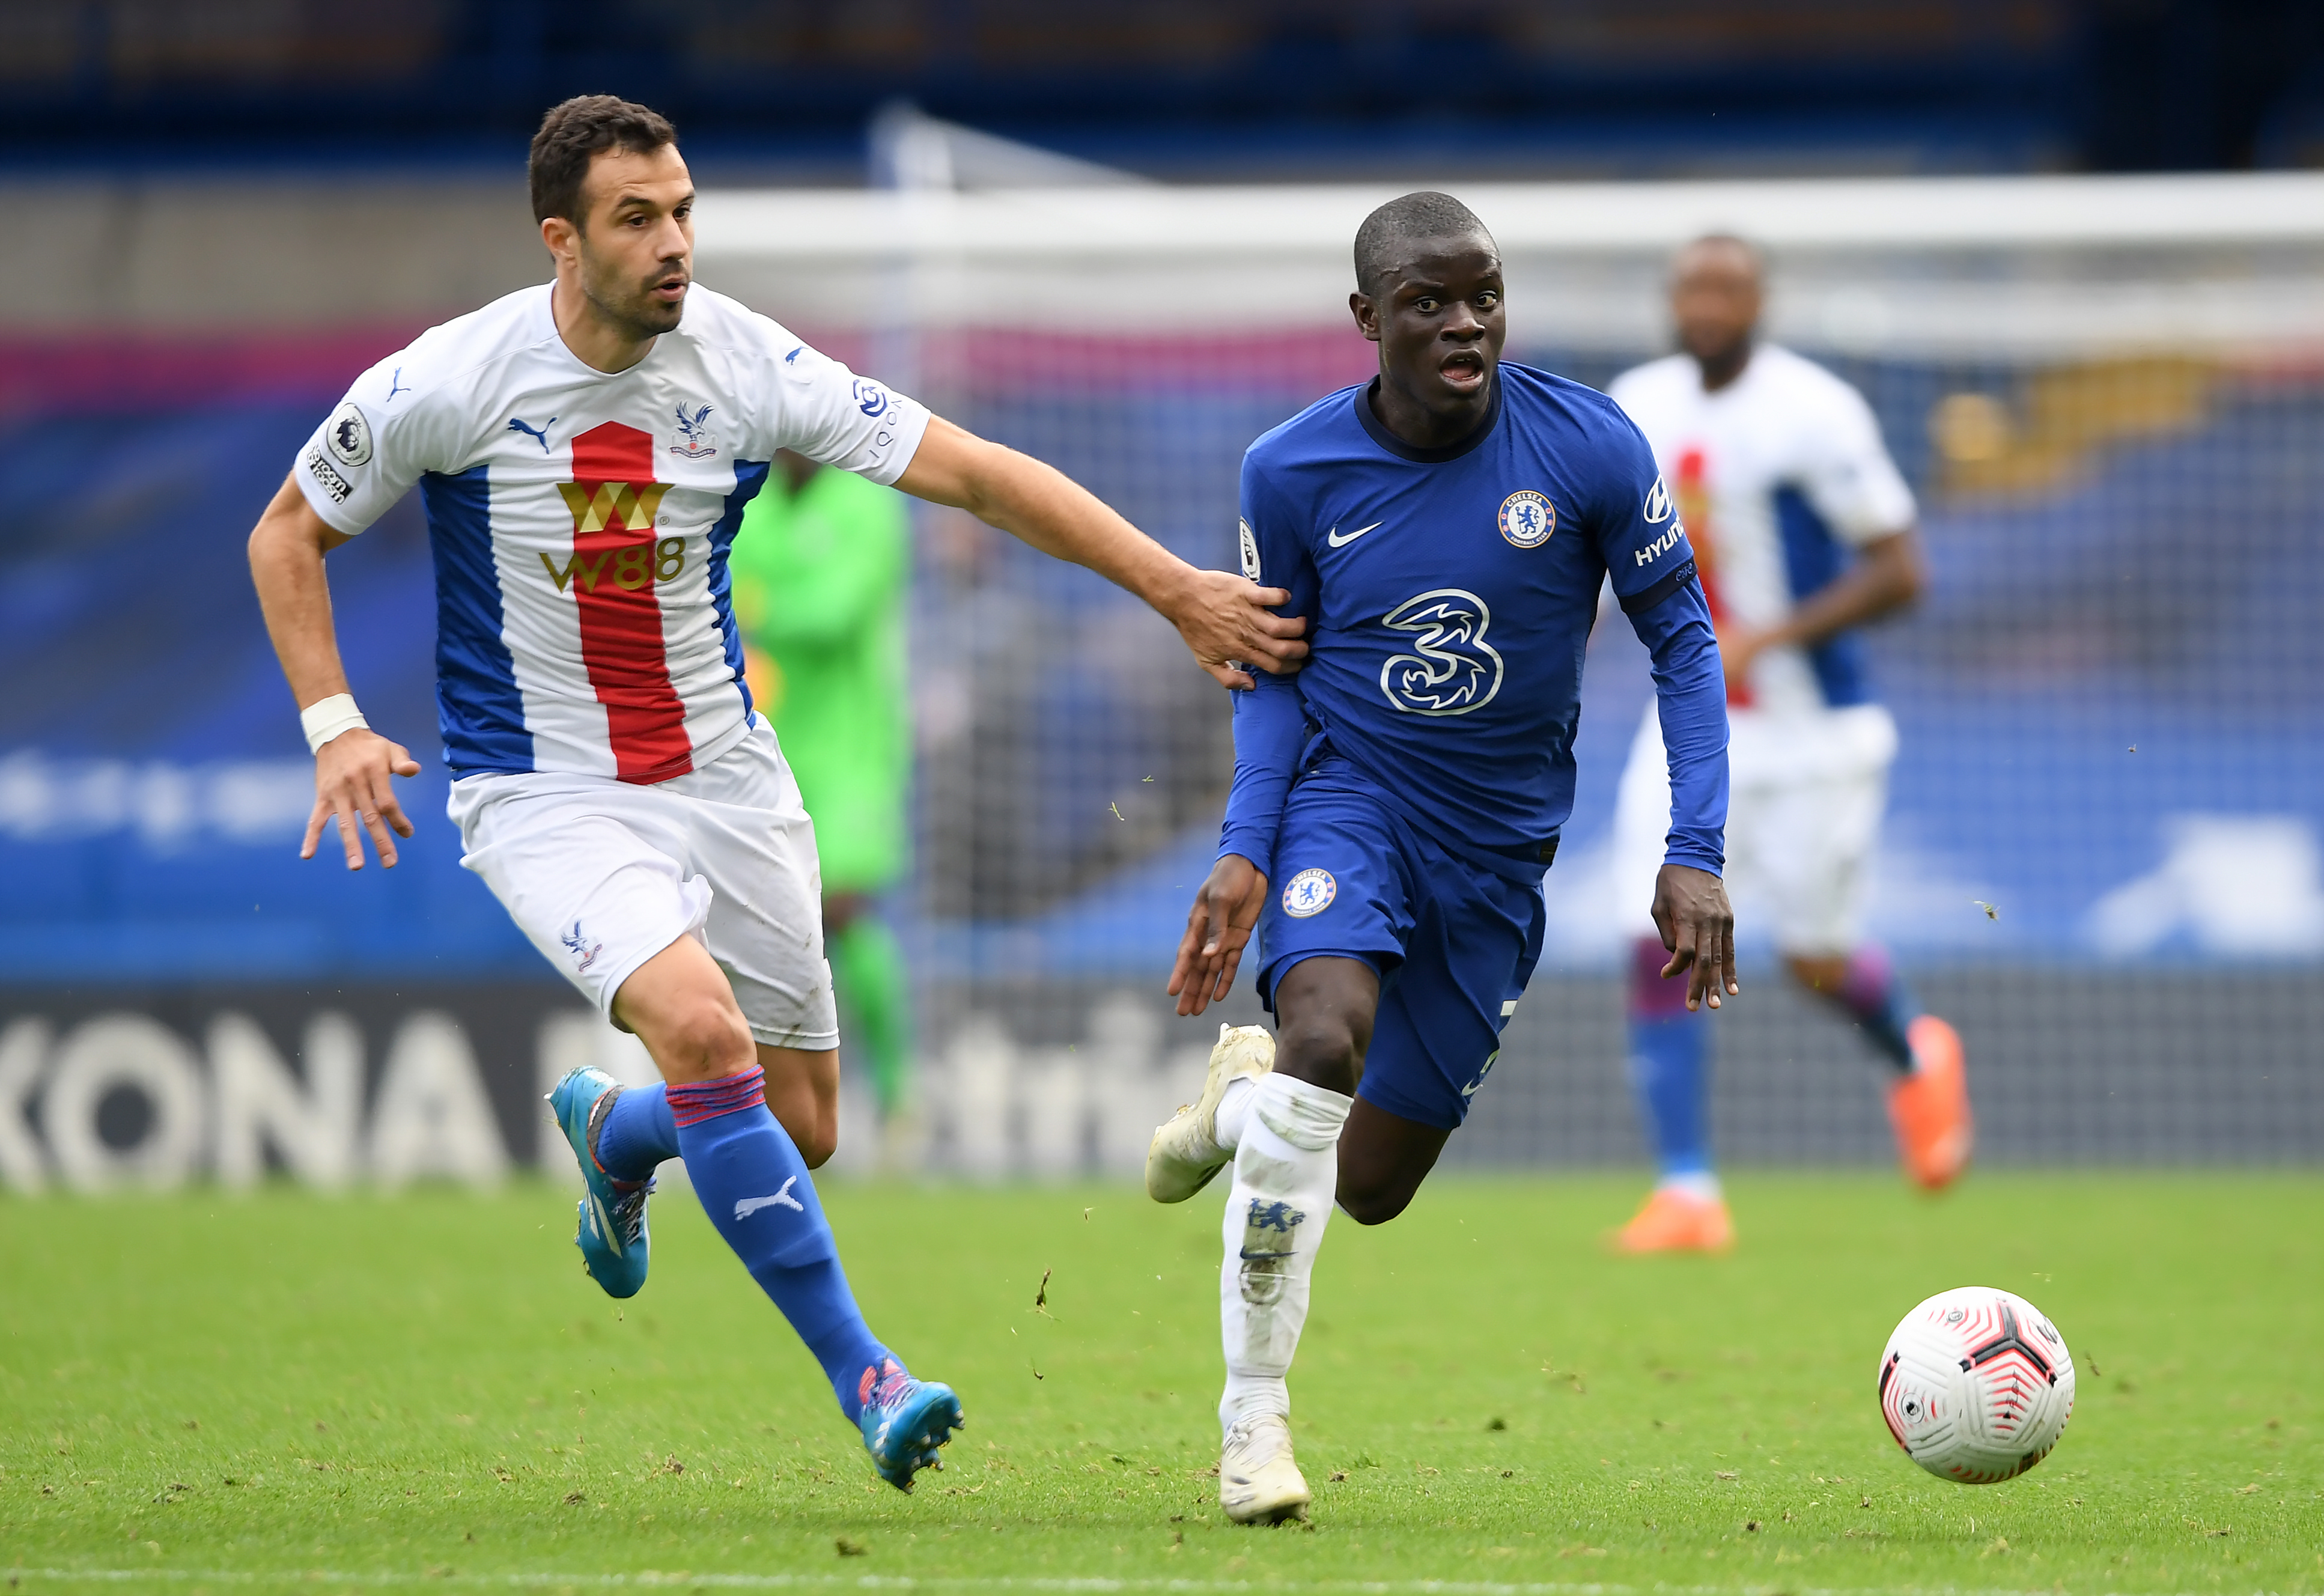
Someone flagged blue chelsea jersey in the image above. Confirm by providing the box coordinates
[1220,363,1728,880]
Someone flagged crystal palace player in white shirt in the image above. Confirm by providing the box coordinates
[1602,235,1973,1252]
[246,96,1306,1491]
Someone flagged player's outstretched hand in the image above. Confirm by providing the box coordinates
[1171,568,1309,690]
[1652,863,1738,1012]
[302,729,422,871]
[1169,853,1270,1016]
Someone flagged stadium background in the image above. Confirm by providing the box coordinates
[1,0,2320,1193]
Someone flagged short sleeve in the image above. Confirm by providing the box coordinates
[758,333,931,487]
[1591,405,1700,617]
[291,353,449,536]
[1796,378,1915,545]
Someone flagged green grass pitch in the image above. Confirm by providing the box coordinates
[3,1172,2318,1593]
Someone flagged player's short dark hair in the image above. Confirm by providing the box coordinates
[1354,191,1496,296]
[529,95,679,227]
[1676,232,1765,276]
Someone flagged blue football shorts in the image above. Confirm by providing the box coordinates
[1254,761,1549,1131]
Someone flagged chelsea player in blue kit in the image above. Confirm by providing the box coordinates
[1146,193,1738,1524]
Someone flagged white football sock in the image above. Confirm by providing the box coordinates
[1656,1169,1724,1202]
[1217,1072,1351,1437]
[1213,1074,1258,1151]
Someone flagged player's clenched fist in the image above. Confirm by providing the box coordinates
[303,728,421,871]
[1168,852,1271,1016]
[1651,862,1739,1012]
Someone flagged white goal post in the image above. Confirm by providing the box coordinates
[696,171,2324,358]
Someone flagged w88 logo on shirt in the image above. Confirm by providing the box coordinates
[539,479,688,594]
[540,537,687,594]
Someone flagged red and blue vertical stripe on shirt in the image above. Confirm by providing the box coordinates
[565,422,694,784]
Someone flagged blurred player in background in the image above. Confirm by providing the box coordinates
[730,452,917,1157]
[246,95,1306,1492]
[1603,234,1972,1253]
[1155,193,1734,1524]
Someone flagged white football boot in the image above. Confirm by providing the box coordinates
[1219,1413,1310,1524]
[1146,1023,1276,1203]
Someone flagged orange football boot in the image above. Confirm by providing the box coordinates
[1608,1186,1736,1254]
[1888,1014,1973,1190]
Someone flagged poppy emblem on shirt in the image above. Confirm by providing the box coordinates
[1498,489,1556,548]
[1281,868,1337,918]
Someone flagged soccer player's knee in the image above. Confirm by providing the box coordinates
[662,1002,757,1081]
[796,1120,838,1169]
[1336,1177,1417,1228]
[1276,1014,1361,1094]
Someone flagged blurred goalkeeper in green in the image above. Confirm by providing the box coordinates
[730,452,915,1143]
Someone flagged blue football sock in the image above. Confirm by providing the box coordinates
[1627,936,1712,1179]
[669,1067,894,1423]
[1630,1016,1712,1178]
[1827,946,1920,1075]
[595,1083,677,1183]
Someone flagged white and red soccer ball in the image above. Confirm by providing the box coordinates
[1879,1287,2076,1483]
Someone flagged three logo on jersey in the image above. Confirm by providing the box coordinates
[1291,488,1552,719]
[1380,589,1504,715]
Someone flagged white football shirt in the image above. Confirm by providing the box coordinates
[294,283,929,783]
[1608,343,1914,719]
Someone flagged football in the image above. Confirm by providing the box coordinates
[1878,1287,2076,1484]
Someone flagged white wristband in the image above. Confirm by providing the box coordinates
[300,693,370,754]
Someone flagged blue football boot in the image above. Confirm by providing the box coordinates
[857,1359,964,1492]
[546,1066,654,1299]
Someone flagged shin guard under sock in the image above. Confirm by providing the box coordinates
[668,1067,892,1422]
[1627,936,1712,1180]
[1217,1072,1351,1437]
[1214,1074,1258,1153]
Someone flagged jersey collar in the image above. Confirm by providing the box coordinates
[539,281,677,380]
[1355,370,1502,464]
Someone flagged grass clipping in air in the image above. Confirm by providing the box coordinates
[3,1174,2318,1592]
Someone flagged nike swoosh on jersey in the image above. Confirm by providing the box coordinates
[1327,520,1384,548]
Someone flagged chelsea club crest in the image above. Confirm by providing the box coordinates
[1498,489,1556,548]
[1281,868,1337,918]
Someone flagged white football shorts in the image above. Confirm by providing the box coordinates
[1613,700,1898,957]
[448,717,838,1049]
